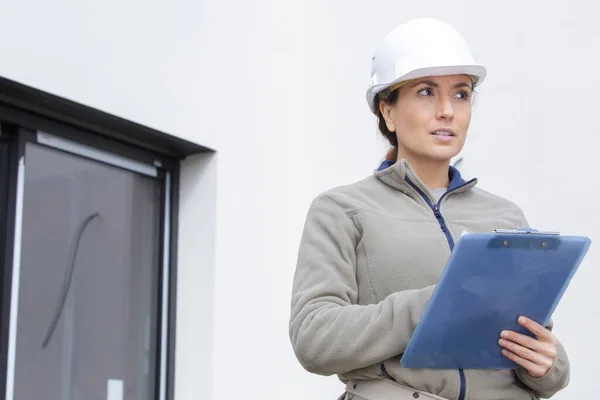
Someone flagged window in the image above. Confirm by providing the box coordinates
[0,77,209,399]
[0,125,12,287]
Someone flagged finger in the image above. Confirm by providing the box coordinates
[498,338,554,368]
[500,331,557,358]
[518,316,556,344]
[501,349,548,378]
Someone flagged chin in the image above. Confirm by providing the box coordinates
[426,149,461,163]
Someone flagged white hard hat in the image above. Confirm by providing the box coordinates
[366,18,486,114]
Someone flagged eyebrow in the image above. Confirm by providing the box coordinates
[412,80,473,90]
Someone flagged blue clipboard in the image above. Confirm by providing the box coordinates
[400,229,591,370]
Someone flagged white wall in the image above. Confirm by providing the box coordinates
[1,0,599,399]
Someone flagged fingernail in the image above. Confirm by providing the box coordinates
[500,331,508,338]
[518,316,527,324]
[499,339,505,346]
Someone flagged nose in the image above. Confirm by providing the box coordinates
[436,97,454,120]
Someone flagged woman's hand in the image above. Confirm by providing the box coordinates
[498,316,558,378]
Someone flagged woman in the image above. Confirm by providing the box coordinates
[289,18,569,400]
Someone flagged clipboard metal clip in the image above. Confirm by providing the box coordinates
[494,228,561,236]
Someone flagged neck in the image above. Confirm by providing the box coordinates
[397,154,450,189]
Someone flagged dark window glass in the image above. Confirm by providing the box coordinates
[12,142,161,400]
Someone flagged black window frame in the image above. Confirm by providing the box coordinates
[0,76,211,400]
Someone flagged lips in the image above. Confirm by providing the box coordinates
[431,130,455,137]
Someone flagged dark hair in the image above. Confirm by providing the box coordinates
[375,89,400,149]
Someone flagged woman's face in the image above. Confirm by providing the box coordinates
[380,74,473,164]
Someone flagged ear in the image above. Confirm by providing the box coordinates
[379,101,396,132]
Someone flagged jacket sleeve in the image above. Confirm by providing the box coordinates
[513,206,570,397]
[289,194,434,376]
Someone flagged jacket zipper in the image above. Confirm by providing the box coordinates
[406,178,474,400]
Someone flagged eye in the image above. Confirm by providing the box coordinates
[417,87,434,96]
[455,90,471,100]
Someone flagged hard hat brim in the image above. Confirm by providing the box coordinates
[366,64,487,114]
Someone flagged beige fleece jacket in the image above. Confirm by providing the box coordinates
[289,159,569,400]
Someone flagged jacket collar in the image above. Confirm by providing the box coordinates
[374,158,477,200]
